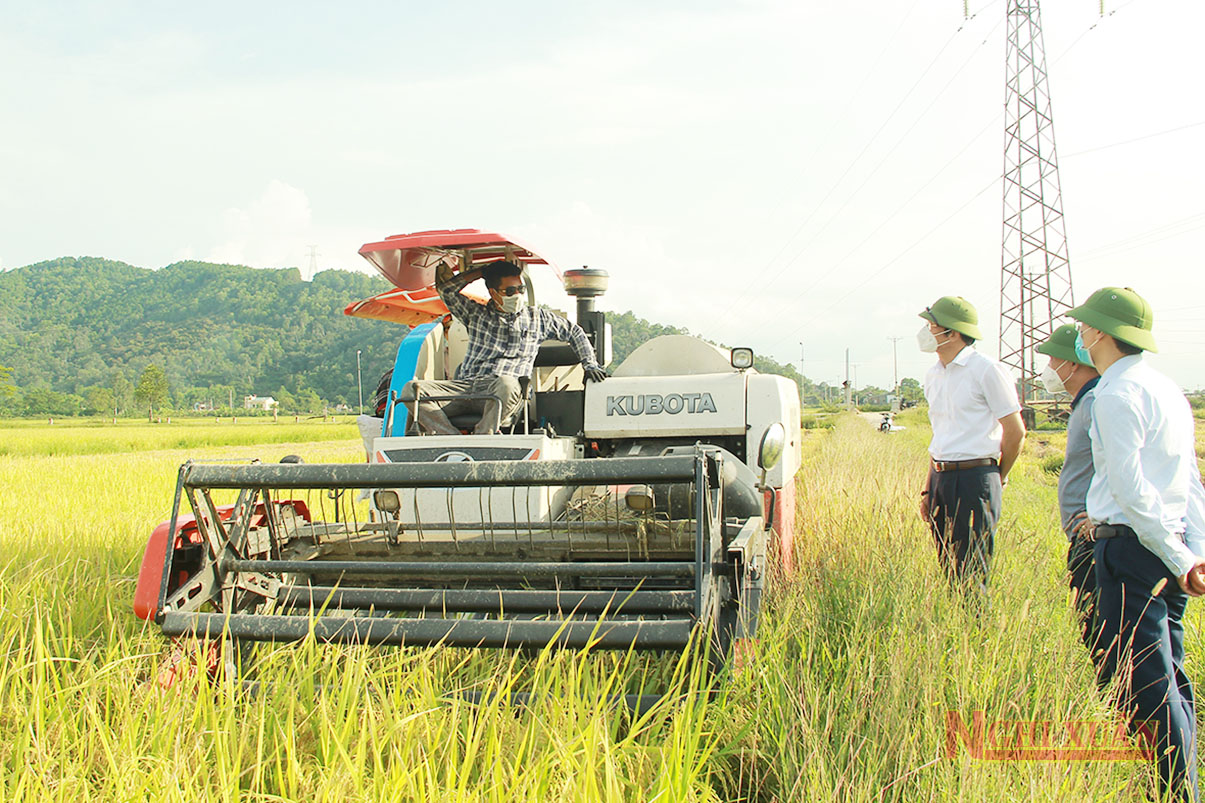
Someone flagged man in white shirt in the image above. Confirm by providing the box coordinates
[918,296,1025,596]
[1071,286,1205,801]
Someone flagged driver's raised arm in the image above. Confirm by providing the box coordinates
[436,263,483,320]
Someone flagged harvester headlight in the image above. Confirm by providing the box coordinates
[731,347,754,370]
[373,490,402,515]
[757,423,786,471]
[624,485,656,514]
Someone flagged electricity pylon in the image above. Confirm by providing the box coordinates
[305,245,320,280]
[999,0,1075,407]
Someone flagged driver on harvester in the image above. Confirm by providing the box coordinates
[401,259,607,435]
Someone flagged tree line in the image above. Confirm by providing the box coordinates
[0,256,917,417]
[0,257,405,417]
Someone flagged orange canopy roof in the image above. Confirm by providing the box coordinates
[345,228,558,326]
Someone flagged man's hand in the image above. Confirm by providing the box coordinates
[584,366,608,383]
[1070,512,1094,540]
[435,261,455,286]
[919,492,931,524]
[997,411,1026,479]
[1177,556,1205,597]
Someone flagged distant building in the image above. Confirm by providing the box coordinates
[243,395,278,411]
[193,401,214,412]
[334,403,351,413]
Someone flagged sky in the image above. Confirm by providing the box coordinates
[2,0,1203,390]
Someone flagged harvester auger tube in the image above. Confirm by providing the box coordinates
[144,447,767,663]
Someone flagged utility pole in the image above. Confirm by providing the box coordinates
[797,342,805,404]
[999,0,1074,420]
[356,349,363,415]
[844,349,852,409]
[887,336,903,399]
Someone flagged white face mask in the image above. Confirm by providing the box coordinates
[1039,363,1069,396]
[500,293,526,314]
[917,324,942,353]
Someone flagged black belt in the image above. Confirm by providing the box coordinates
[1094,524,1137,540]
[932,458,998,473]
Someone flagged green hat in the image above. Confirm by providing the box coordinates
[1037,324,1093,367]
[919,296,983,340]
[1067,286,1157,353]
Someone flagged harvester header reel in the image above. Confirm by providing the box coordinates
[141,448,766,660]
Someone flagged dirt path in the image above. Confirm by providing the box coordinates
[860,411,904,432]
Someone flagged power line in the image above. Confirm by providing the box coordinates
[1075,212,1205,264]
[720,11,986,324]
[1063,120,1205,159]
[730,0,1113,346]
[764,175,1000,343]
[737,16,1007,330]
[728,0,928,271]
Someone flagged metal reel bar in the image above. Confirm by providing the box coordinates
[181,455,700,490]
[162,612,693,650]
[221,558,695,578]
[277,587,696,616]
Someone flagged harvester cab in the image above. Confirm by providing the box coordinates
[133,228,801,676]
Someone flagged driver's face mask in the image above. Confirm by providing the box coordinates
[501,293,526,314]
[493,282,527,314]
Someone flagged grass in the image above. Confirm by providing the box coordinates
[0,413,1198,800]
[0,417,360,457]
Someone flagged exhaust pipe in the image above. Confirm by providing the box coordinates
[563,267,609,362]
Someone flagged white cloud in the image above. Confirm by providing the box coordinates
[209,180,313,272]
[512,202,697,324]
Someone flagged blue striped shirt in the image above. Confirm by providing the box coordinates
[438,274,600,380]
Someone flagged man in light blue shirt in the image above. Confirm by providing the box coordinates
[1071,287,1205,802]
[1035,325,1100,662]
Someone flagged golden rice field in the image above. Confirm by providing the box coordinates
[0,413,1200,801]
[0,416,360,457]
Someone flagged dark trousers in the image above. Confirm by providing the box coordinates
[1095,536,1198,801]
[1067,534,1102,666]
[926,465,1001,594]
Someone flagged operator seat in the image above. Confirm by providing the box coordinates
[406,325,584,436]
[438,376,533,434]
[402,321,530,434]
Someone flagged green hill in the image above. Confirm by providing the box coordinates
[0,257,400,415]
[0,257,815,416]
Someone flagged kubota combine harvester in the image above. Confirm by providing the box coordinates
[134,229,800,671]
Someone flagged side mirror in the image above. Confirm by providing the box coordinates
[757,422,785,471]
